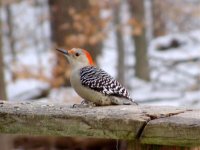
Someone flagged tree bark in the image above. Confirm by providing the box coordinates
[5,4,17,81]
[48,0,102,87]
[129,0,150,81]
[114,1,125,85]
[152,0,166,37]
[0,4,7,100]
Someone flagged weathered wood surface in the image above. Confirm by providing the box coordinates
[0,101,199,146]
[141,109,200,146]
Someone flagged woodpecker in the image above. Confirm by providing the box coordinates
[56,48,137,106]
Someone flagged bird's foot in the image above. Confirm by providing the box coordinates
[80,100,88,105]
[72,100,96,108]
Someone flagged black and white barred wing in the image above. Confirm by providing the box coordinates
[80,66,133,101]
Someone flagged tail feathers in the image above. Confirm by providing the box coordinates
[129,98,138,105]
[111,97,138,105]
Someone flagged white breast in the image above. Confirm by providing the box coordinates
[70,69,112,105]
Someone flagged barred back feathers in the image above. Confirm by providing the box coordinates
[80,66,133,101]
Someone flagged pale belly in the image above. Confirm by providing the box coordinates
[70,70,112,105]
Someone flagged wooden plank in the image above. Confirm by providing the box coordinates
[0,101,148,140]
[141,109,200,146]
[1,101,199,146]
[0,135,14,150]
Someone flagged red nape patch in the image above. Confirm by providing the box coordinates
[83,49,94,65]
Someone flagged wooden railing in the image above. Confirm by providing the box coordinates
[0,101,199,147]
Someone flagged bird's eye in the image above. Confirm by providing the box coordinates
[75,52,80,57]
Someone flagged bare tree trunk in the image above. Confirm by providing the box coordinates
[33,0,43,75]
[144,0,153,42]
[152,0,166,37]
[0,6,7,100]
[114,1,125,85]
[129,0,150,81]
[5,4,17,81]
[48,0,102,87]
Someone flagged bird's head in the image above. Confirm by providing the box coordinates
[56,48,94,69]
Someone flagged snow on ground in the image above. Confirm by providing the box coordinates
[5,50,54,100]
[48,87,82,104]
[97,1,196,107]
[180,91,200,108]
[8,79,49,101]
[2,0,53,100]
[134,30,200,107]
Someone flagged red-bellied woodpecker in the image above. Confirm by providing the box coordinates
[56,48,137,107]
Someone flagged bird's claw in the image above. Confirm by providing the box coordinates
[81,100,88,105]
[72,104,89,108]
[72,100,96,108]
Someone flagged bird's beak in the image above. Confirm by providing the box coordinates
[56,48,69,55]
